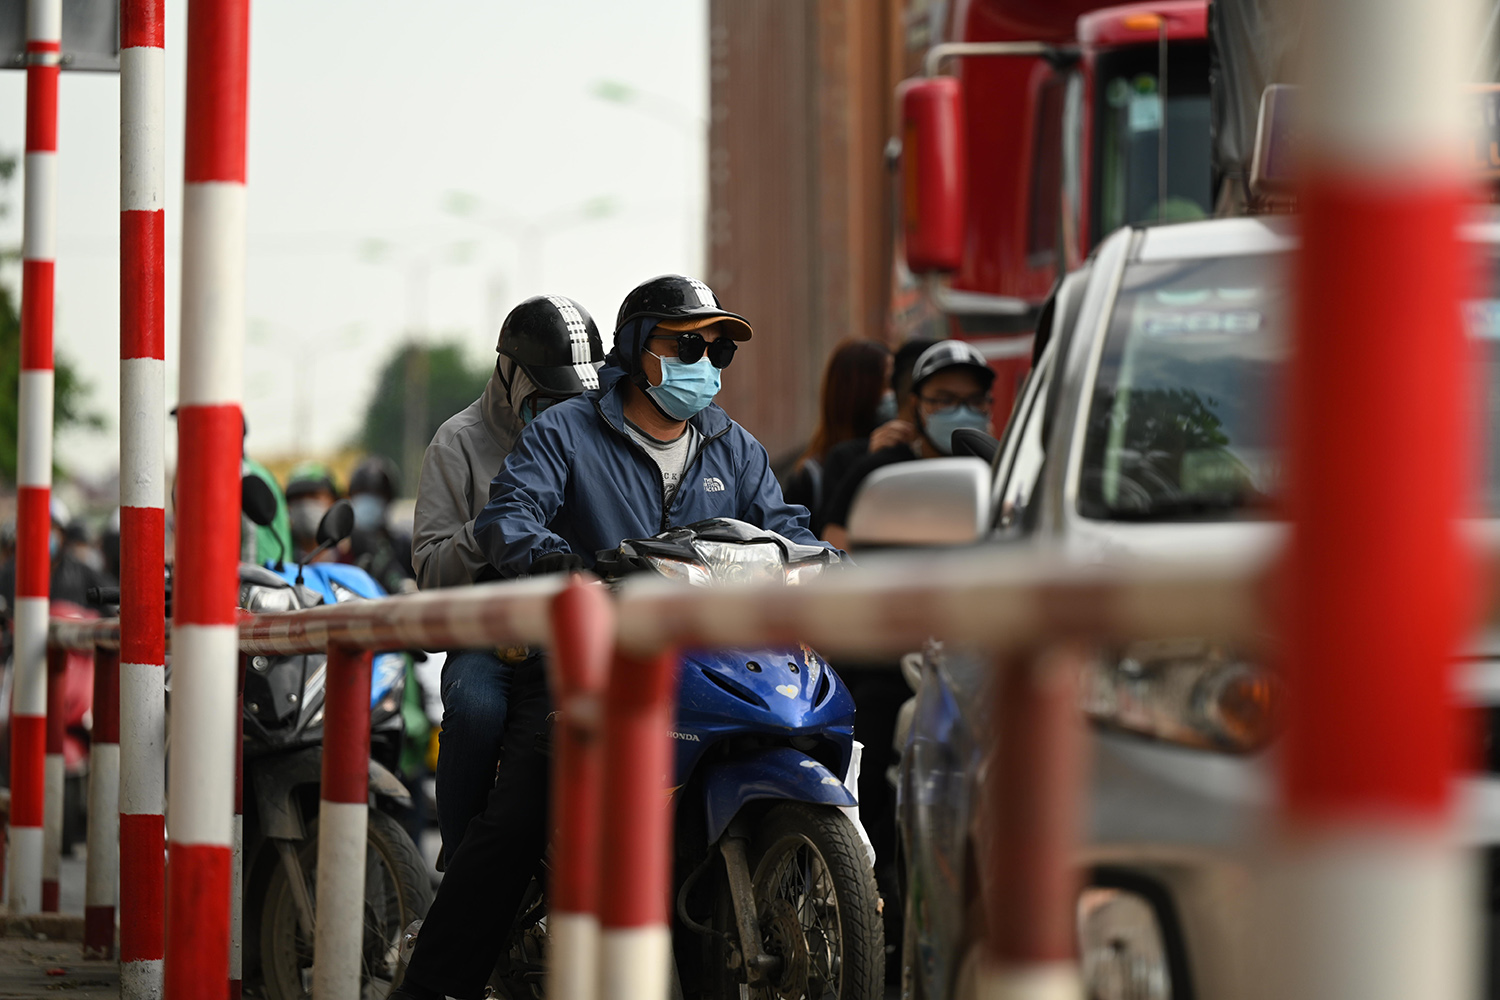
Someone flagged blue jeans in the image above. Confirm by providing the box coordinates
[436,649,514,862]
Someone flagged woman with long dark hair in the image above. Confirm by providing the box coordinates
[784,338,892,525]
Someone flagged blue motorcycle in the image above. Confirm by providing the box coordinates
[237,489,432,999]
[529,519,884,1000]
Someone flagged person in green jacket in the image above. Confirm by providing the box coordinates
[242,454,293,567]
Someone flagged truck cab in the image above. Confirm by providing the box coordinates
[896,1,1212,420]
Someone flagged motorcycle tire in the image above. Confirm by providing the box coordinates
[722,802,885,1000]
[258,809,433,1000]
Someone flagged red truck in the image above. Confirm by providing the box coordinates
[894,0,1213,420]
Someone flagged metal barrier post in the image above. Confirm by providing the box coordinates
[41,645,65,911]
[1279,0,1478,998]
[119,0,168,990]
[7,0,61,917]
[546,579,614,1000]
[166,0,249,993]
[313,644,373,1000]
[84,646,120,958]
[597,648,679,1000]
[977,647,1088,1000]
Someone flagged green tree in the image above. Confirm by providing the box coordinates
[358,341,492,489]
[0,282,104,485]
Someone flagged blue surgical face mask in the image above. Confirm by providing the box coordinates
[645,353,721,421]
[351,493,386,531]
[922,405,990,455]
[873,390,898,425]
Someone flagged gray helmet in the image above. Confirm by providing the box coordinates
[910,340,995,394]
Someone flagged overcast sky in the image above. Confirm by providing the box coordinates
[0,0,707,482]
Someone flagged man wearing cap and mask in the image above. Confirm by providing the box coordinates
[821,339,996,550]
[411,294,605,869]
[473,274,824,577]
[392,275,828,1000]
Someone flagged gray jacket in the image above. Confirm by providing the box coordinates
[412,373,522,588]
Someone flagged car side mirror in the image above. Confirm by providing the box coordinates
[241,474,279,528]
[846,457,992,548]
[316,499,356,546]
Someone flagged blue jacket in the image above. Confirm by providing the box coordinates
[474,373,825,576]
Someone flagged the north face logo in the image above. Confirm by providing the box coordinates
[704,477,726,493]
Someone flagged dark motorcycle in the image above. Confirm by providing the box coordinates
[238,479,432,999]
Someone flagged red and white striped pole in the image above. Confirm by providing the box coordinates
[546,578,614,1000]
[41,645,65,911]
[166,0,248,994]
[597,648,679,1000]
[6,0,60,917]
[314,644,373,1000]
[84,646,120,958]
[1277,0,1479,998]
[976,648,1088,1000]
[118,0,168,991]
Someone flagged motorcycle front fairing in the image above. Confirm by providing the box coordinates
[673,644,857,841]
[256,560,408,722]
[900,647,989,1000]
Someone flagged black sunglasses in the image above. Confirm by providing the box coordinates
[649,331,738,370]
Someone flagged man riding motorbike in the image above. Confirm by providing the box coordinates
[392,274,832,1000]
[411,294,606,864]
[345,455,417,595]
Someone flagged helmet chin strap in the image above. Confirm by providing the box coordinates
[630,364,680,423]
[620,317,680,422]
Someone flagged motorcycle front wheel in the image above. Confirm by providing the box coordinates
[736,802,885,1000]
[259,809,434,1000]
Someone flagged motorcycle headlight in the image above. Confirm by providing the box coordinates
[1077,886,1171,1000]
[329,580,362,603]
[1082,640,1278,753]
[239,583,296,614]
[784,560,828,587]
[691,540,785,586]
[647,556,713,588]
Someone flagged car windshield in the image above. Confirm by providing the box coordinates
[1079,248,1500,521]
[1079,252,1285,520]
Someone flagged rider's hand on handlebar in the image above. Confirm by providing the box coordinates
[531,551,586,577]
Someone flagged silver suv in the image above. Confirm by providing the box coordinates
[849,214,1500,1000]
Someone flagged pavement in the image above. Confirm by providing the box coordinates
[0,853,117,1000]
[0,937,117,1000]
[0,848,900,999]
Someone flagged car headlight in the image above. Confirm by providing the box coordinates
[1082,640,1278,753]
[1077,886,1171,1000]
[239,583,296,614]
[691,540,786,585]
[647,556,713,587]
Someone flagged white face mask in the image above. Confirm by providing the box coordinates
[289,498,330,540]
[350,494,386,531]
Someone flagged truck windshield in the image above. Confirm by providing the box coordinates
[1079,249,1500,521]
[1094,43,1212,243]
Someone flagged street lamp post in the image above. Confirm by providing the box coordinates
[442,193,618,297]
[591,79,706,274]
